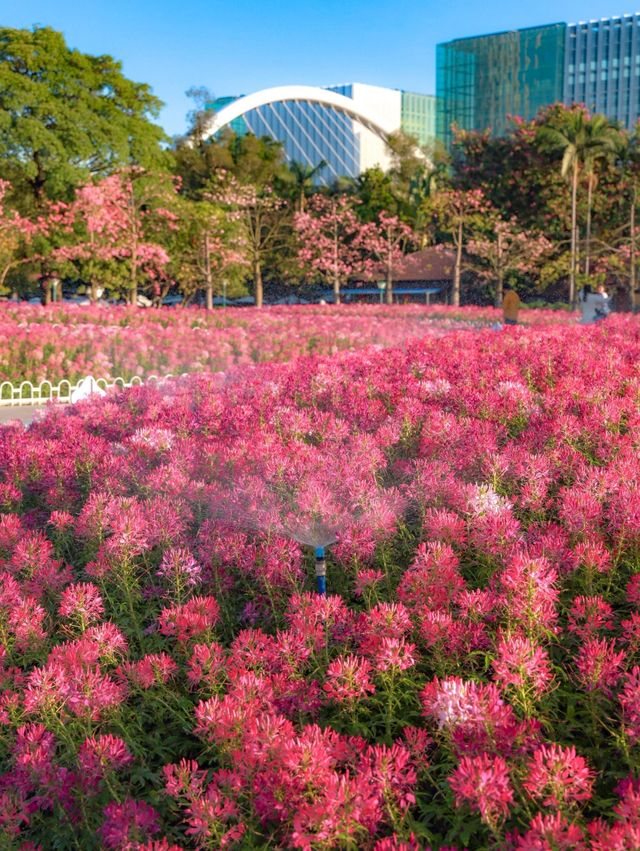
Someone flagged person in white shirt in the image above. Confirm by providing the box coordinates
[580,285,608,324]
[594,284,611,322]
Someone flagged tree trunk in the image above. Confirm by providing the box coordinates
[89,233,97,304]
[495,272,504,309]
[631,184,637,313]
[332,227,340,304]
[569,160,579,305]
[32,152,47,208]
[44,279,51,306]
[385,254,393,305]
[452,221,463,307]
[494,231,504,308]
[129,188,138,306]
[204,233,213,310]
[254,260,263,308]
[585,178,594,277]
[585,175,594,277]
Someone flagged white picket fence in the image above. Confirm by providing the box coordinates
[0,374,182,407]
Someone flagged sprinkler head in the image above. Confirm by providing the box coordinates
[315,546,327,595]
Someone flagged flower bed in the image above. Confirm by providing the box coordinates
[0,303,574,386]
[1,316,637,848]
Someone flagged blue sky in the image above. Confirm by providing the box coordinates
[5,1,634,136]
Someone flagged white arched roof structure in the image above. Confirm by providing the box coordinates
[203,85,396,143]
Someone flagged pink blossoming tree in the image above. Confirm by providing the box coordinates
[0,180,39,296]
[294,195,365,304]
[212,174,289,309]
[431,188,489,306]
[467,219,553,306]
[355,212,415,305]
[53,169,178,304]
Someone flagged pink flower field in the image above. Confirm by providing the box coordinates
[0,303,573,386]
[2,310,640,848]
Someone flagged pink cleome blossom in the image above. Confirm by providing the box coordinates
[58,582,104,627]
[514,811,587,850]
[78,734,133,783]
[449,752,514,828]
[156,547,202,588]
[523,743,594,808]
[99,799,161,849]
[492,633,554,699]
[158,596,220,643]
[324,654,376,703]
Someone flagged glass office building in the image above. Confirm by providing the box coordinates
[437,13,640,148]
[207,85,436,184]
[401,91,437,147]
[565,14,640,130]
[437,24,566,148]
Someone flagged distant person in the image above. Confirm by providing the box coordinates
[502,284,520,326]
[580,284,608,324]
[579,284,595,324]
[594,284,611,322]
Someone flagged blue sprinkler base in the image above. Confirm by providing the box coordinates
[315,546,327,596]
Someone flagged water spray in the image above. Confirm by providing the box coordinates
[315,546,327,595]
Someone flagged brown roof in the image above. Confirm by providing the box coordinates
[364,247,455,283]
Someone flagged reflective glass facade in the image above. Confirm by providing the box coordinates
[207,85,434,183]
[207,97,248,137]
[565,15,640,130]
[401,92,437,147]
[437,24,566,148]
[209,88,359,183]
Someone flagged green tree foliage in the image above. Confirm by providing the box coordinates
[537,107,619,302]
[0,26,168,211]
[356,167,397,221]
[283,160,328,212]
[450,105,636,304]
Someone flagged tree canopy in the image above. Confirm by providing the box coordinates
[0,26,168,210]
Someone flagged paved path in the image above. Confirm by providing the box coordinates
[0,406,42,426]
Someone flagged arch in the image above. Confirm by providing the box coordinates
[203,85,395,144]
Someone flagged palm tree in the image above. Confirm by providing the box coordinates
[538,110,618,303]
[407,157,450,248]
[583,118,620,276]
[615,130,640,310]
[288,160,327,212]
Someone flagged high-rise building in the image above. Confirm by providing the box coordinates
[565,15,640,129]
[437,13,640,148]
[437,24,566,148]
[206,84,436,184]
